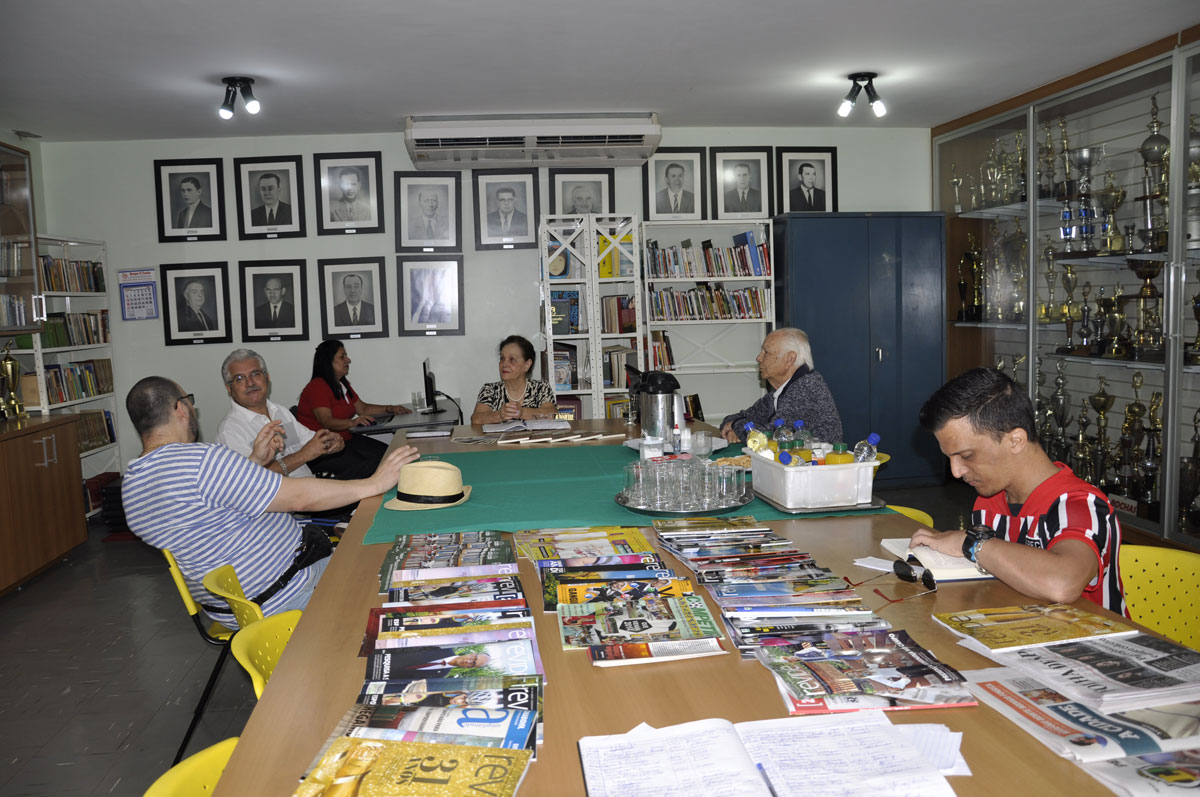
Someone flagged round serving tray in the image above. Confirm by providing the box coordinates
[614,490,755,518]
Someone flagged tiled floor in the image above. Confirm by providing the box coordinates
[0,478,969,796]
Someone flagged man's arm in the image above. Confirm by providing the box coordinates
[720,393,774,442]
[266,428,344,475]
[266,446,419,513]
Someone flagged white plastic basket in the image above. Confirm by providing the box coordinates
[746,448,882,509]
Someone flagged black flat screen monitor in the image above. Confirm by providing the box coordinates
[421,358,440,414]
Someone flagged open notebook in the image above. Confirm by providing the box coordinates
[880,538,995,582]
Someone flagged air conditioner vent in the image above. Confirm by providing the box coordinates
[412,136,525,150]
[534,134,648,147]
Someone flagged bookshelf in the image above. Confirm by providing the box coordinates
[1,234,117,517]
[539,214,645,420]
[641,219,775,422]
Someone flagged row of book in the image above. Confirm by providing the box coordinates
[38,256,105,293]
[24,358,114,406]
[0,294,29,328]
[0,239,27,277]
[548,289,581,335]
[12,309,111,349]
[648,329,675,370]
[77,408,117,452]
[599,294,636,334]
[544,233,635,281]
[644,231,771,279]
[601,343,637,389]
[295,532,540,796]
[648,284,769,322]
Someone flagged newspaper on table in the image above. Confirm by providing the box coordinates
[1081,748,1200,796]
[982,633,1200,714]
[965,667,1200,763]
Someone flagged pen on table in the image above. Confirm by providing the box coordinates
[756,762,779,797]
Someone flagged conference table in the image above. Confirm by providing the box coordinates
[215,420,1107,795]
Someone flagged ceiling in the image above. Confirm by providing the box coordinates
[2,0,1197,143]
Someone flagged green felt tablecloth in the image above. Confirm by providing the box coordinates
[363,445,892,544]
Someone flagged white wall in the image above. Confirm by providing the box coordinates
[37,125,931,466]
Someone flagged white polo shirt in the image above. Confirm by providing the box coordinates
[215,397,316,478]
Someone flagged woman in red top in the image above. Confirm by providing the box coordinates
[297,339,409,479]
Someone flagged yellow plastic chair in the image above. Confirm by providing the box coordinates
[887,505,934,528]
[201,564,265,631]
[1119,544,1200,651]
[231,609,303,698]
[144,736,238,796]
[162,550,235,765]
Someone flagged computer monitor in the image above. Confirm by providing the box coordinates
[420,358,440,415]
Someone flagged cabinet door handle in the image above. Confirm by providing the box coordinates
[33,436,50,467]
[875,347,884,362]
[46,433,59,465]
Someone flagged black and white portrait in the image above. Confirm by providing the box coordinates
[711,147,773,220]
[239,259,309,342]
[161,262,232,345]
[318,257,388,339]
[234,155,306,240]
[473,169,538,250]
[549,168,614,215]
[643,148,706,222]
[395,171,460,253]
[314,151,384,235]
[777,147,839,213]
[155,159,226,243]
[397,256,464,336]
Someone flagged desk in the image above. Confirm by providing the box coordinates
[349,398,464,434]
[215,428,1104,796]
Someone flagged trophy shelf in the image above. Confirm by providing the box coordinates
[956,321,1064,330]
[1040,351,1165,371]
[956,199,1062,220]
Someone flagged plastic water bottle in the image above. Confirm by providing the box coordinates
[743,422,768,452]
[672,423,683,454]
[777,449,806,467]
[854,433,881,462]
[773,419,793,453]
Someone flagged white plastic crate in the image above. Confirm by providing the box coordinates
[747,449,882,509]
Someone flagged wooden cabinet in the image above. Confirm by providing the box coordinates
[773,212,946,487]
[0,414,86,592]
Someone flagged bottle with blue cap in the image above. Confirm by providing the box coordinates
[773,419,793,453]
[854,432,881,462]
[792,419,814,448]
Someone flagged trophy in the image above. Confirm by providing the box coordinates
[1088,374,1115,452]
[1049,361,1073,460]
[1189,287,1200,365]
[1122,372,1147,450]
[1013,130,1028,203]
[1,340,26,418]
[966,175,979,211]
[1040,242,1057,323]
[1010,352,1026,389]
[1095,286,1129,359]
[1095,171,1127,254]
[1068,142,1104,252]
[968,234,984,321]
[1188,114,1200,249]
[1127,257,1164,360]
[980,146,1002,207]
[1180,408,1200,528]
[1073,399,1093,484]
[1058,116,1075,197]
[1138,391,1164,519]
[1060,263,1079,323]
[1137,95,1170,252]
[950,163,963,214]
[1077,282,1094,353]
[1039,122,1057,199]
[956,255,970,321]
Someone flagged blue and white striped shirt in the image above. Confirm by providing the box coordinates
[123,442,304,625]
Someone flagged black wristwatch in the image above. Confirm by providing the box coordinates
[962,524,997,563]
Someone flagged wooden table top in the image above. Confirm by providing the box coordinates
[214,423,1105,796]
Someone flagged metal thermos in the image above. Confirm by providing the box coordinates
[638,370,682,440]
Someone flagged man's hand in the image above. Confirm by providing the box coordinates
[250,420,285,466]
[299,429,344,462]
[720,421,739,443]
[369,446,420,494]
[909,527,967,559]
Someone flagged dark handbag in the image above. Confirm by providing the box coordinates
[199,525,334,614]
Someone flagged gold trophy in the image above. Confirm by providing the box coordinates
[1127,257,1164,360]
[1095,171,1127,254]
[1122,372,1147,450]
[1,340,26,418]
[950,163,963,214]
[1040,242,1057,323]
[1137,95,1170,252]
[1039,122,1057,199]
[1060,263,1079,322]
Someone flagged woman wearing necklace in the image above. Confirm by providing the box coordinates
[470,335,558,425]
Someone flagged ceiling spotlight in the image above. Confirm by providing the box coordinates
[838,72,885,119]
[218,77,261,120]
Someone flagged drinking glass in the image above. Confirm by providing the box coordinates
[692,430,713,460]
[623,462,645,506]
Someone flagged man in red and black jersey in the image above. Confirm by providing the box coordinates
[909,368,1125,615]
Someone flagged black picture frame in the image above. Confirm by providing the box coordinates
[154,158,226,243]
[394,171,461,253]
[160,262,232,345]
[396,255,465,337]
[233,155,307,241]
[317,257,388,340]
[472,169,539,251]
[239,259,309,343]
[776,147,839,213]
[548,168,615,214]
[643,147,707,221]
[314,151,384,236]
[710,147,773,220]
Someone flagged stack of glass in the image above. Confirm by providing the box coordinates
[621,431,748,512]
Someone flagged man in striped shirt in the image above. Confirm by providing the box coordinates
[908,368,1125,615]
[122,376,417,627]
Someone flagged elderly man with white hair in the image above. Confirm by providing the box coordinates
[719,327,843,444]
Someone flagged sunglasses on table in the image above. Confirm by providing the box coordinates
[842,559,937,604]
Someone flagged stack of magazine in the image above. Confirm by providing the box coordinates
[294,532,540,796]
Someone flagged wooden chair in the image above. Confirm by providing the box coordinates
[887,505,934,528]
[231,610,303,698]
[144,736,238,796]
[201,564,265,631]
[162,550,235,765]
[1119,544,1200,651]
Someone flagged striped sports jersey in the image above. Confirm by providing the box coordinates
[123,442,304,626]
[972,463,1126,616]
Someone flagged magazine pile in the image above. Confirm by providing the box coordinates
[514,525,726,665]
[293,532,540,797]
[653,517,975,714]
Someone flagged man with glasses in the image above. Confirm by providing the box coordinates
[215,349,344,478]
[909,367,1125,615]
[122,375,417,628]
[719,327,842,445]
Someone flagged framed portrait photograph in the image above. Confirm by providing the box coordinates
[233,155,306,241]
[643,147,706,222]
[160,262,232,345]
[472,169,539,251]
[317,257,388,340]
[396,255,465,337]
[710,147,773,220]
[777,147,839,213]
[548,168,614,214]
[154,158,226,243]
[395,171,461,253]
[314,151,384,236]
[239,259,309,343]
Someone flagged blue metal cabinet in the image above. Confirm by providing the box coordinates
[772,212,946,487]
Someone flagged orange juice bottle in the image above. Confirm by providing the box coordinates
[825,442,855,464]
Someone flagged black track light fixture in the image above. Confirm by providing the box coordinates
[837,72,886,118]
[218,77,261,120]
